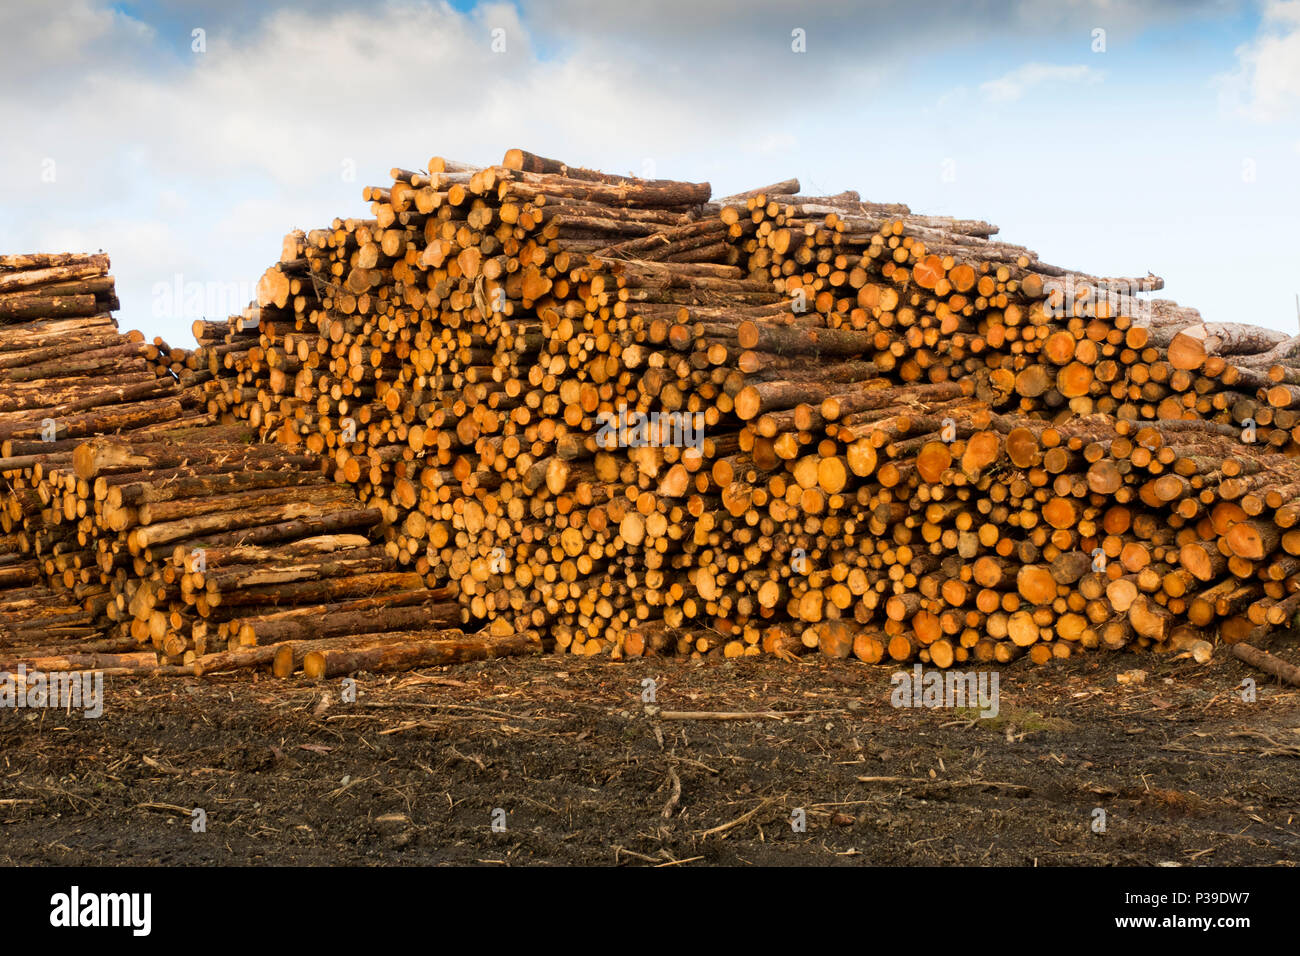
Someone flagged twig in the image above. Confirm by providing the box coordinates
[699,797,776,839]
[856,775,1031,792]
[612,845,661,865]
[135,802,192,814]
[661,766,682,819]
[656,708,840,721]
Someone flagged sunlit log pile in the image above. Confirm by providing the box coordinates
[189,149,1300,668]
[7,150,1300,677]
[0,255,536,675]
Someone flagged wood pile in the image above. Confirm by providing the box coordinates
[1,255,536,675]
[0,251,201,667]
[4,423,541,675]
[7,148,1300,678]
[174,149,1300,668]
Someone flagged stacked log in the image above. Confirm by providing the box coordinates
[0,256,536,677]
[0,253,201,666]
[0,256,202,449]
[8,149,1300,677]
[175,149,1300,667]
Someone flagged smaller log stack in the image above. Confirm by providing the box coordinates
[0,255,539,677]
[48,428,512,674]
[0,252,206,668]
[0,253,207,448]
[3,424,539,675]
[0,540,105,669]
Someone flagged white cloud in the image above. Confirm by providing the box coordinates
[1,0,1297,343]
[1218,0,1300,120]
[979,63,1103,102]
[1,1,754,343]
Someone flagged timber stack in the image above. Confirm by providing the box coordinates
[0,251,198,668]
[0,253,537,675]
[7,148,1300,678]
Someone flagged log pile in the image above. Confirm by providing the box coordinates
[0,255,535,675]
[0,252,204,667]
[182,149,1300,668]
[4,424,539,675]
[6,149,1300,678]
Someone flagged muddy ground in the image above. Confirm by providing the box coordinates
[2,642,1300,866]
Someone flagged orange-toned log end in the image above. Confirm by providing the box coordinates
[1017,565,1058,605]
[960,430,1001,476]
[1185,541,1222,580]
[1055,612,1088,642]
[928,638,955,669]
[1087,459,1123,495]
[1020,273,1045,299]
[734,386,761,421]
[947,264,977,294]
[658,464,690,497]
[1124,325,1149,349]
[1042,496,1078,529]
[1152,473,1189,503]
[816,621,856,659]
[1007,610,1040,647]
[1014,365,1052,398]
[1005,427,1041,469]
[762,625,807,661]
[736,320,761,350]
[1168,332,1207,371]
[1056,361,1093,398]
[1219,616,1256,646]
[1210,501,1249,535]
[302,650,328,680]
[994,641,1025,664]
[1129,596,1172,641]
[1043,331,1077,365]
[973,555,1011,588]
[877,462,904,487]
[1028,644,1053,665]
[1267,384,1297,409]
[818,455,848,494]
[271,644,297,678]
[72,442,100,481]
[852,631,885,664]
[1107,577,1139,613]
[916,441,952,483]
[1120,541,1151,573]
[847,438,878,477]
[887,633,917,662]
[912,610,942,645]
[1226,521,1277,561]
[912,255,944,290]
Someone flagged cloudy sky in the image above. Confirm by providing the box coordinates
[2,0,1297,345]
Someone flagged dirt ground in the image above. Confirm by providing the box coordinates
[3,642,1300,866]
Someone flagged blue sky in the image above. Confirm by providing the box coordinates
[2,0,1296,345]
